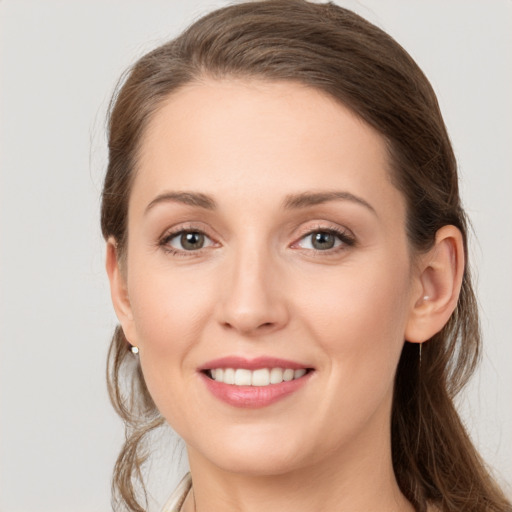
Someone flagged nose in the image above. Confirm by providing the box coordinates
[216,245,290,336]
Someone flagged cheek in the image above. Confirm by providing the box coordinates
[289,256,412,446]
[126,264,217,408]
[128,259,212,346]
[299,252,411,377]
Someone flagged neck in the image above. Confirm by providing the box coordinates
[183,409,413,512]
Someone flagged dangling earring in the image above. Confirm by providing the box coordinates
[129,345,139,355]
[419,295,429,367]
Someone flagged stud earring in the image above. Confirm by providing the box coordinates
[423,295,430,301]
[130,345,139,355]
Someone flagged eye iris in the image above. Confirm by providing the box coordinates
[312,231,335,250]
[181,232,204,250]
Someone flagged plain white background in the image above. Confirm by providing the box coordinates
[0,1,510,510]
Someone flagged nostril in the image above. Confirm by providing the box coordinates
[221,320,275,332]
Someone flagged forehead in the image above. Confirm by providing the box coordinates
[132,79,405,222]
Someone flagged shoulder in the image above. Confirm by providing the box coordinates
[160,473,192,512]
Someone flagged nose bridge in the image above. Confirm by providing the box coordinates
[218,236,288,335]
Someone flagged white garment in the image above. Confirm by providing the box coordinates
[160,473,192,512]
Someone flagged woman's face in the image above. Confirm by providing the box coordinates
[115,79,422,475]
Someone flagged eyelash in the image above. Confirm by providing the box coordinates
[158,225,356,257]
[293,225,356,254]
[158,224,215,257]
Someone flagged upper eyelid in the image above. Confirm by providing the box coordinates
[160,222,215,240]
[294,230,353,245]
[157,221,355,248]
[158,227,217,255]
[164,229,214,243]
[291,222,354,240]
[289,222,357,251]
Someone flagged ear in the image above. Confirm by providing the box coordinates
[405,225,465,343]
[105,237,137,344]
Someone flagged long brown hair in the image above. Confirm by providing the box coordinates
[100,1,511,510]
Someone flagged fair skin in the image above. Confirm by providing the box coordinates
[106,79,464,512]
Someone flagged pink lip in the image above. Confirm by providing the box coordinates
[199,356,311,371]
[198,356,314,409]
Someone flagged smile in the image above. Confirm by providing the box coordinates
[199,357,314,408]
[207,367,308,386]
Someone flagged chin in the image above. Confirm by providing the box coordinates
[186,424,324,477]
[212,449,306,477]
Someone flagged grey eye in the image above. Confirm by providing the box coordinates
[298,230,343,251]
[164,230,214,251]
[311,232,336,250]
[179,232,205,250]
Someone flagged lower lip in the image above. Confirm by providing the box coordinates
[200,371,312,408]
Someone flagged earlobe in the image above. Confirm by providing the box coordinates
[105,238,136,343]
[405,225,465,343]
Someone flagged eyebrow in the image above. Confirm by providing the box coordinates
[144,190,376,216]
[145,191,217,214]
[283,191,377,215]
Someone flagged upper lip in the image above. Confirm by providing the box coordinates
[199,356,313,371]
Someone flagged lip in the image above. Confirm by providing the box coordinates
[198,356,314,408]
[199,356,311,371]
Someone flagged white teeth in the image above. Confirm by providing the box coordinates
[283,368,294,381]
[208,367,309,386]
[294,369,307,379]
[224,368,235,384]
[235,369,252,386]
[269,368,283,384]
[251,368,270,386]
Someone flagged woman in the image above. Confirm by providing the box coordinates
[101,1,511,511]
